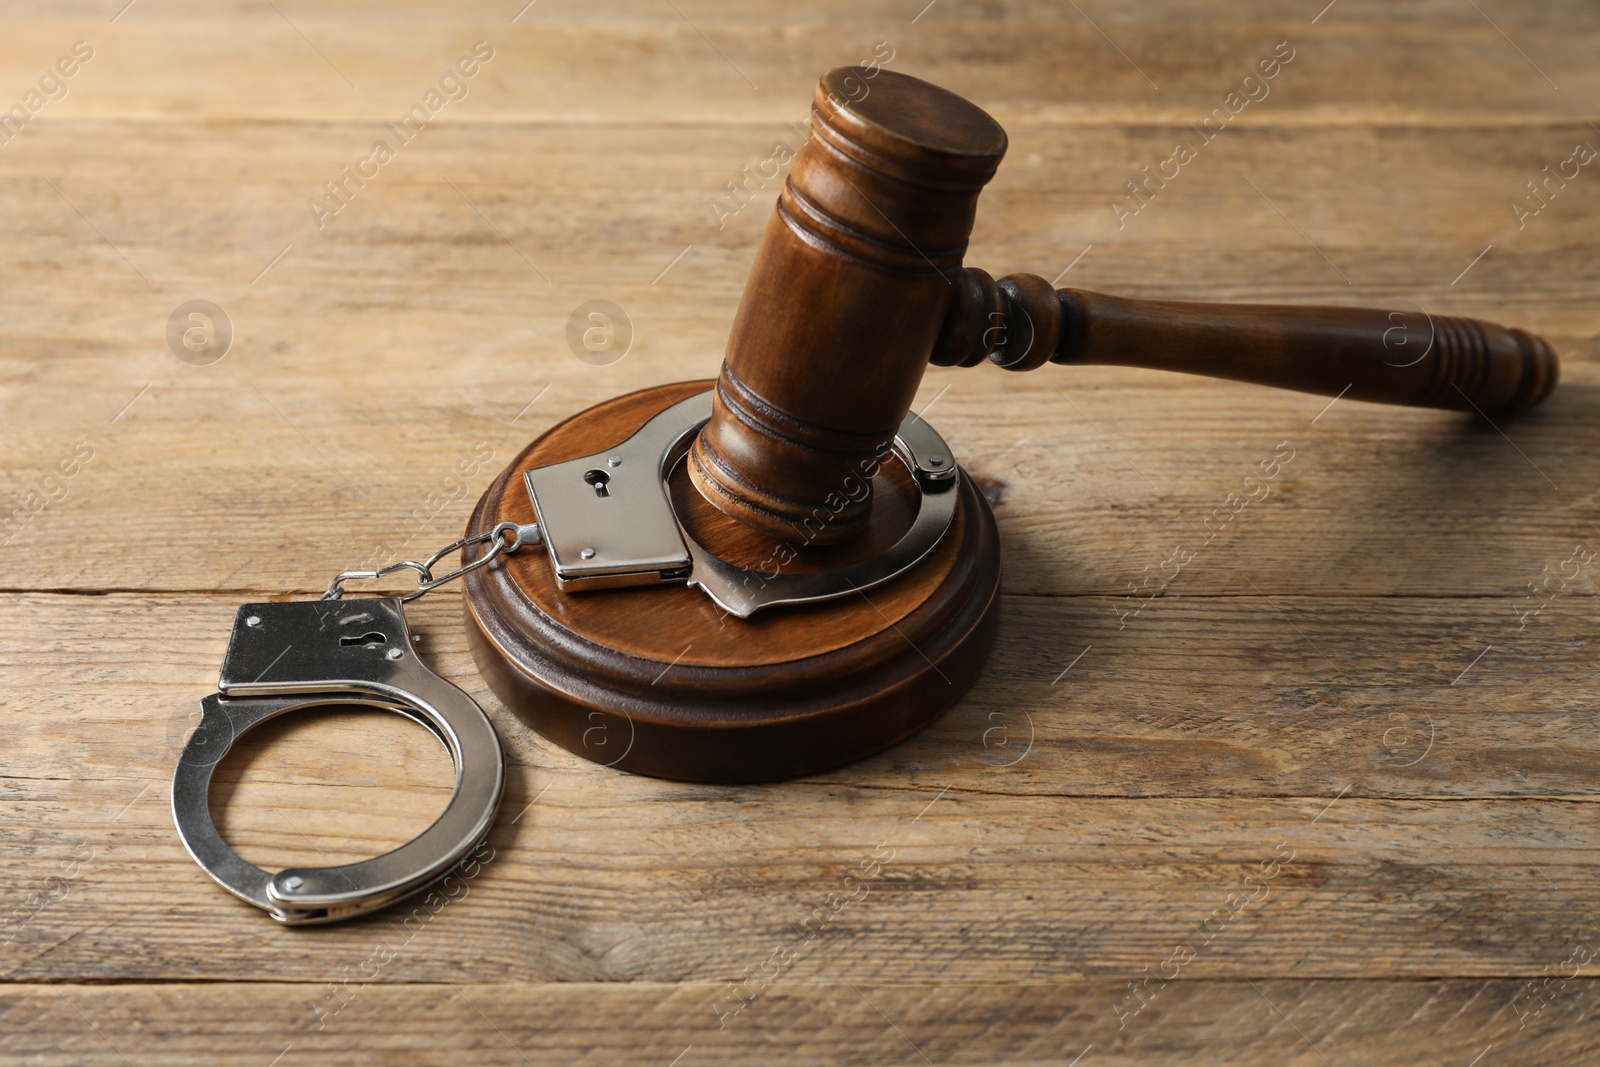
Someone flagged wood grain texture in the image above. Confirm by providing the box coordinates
[2,979,1597,1066]
[3,117,1597,598]
[6,591,1600,985]
[2,1,1598,1062]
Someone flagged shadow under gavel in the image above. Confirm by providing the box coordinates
[687,66,1559,546]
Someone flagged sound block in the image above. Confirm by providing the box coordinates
[462,381,1001,782]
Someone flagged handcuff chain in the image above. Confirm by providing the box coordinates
[321,521,542,603]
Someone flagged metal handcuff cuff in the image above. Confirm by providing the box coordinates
[175,387,959,922]
[172,523,538,924]
[523,389,959,616]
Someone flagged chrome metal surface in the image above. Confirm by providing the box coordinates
[521,388,961,618]
[321,521,541,603]
[173,598,504,924]
[523,395,706,591]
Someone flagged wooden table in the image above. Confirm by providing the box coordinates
[3,2,1597,1063]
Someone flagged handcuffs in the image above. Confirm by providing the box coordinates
[524,388,958,616]
[172,525,536,924]
[175,387,959,922]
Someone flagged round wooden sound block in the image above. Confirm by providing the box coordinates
[462,381,1001,782]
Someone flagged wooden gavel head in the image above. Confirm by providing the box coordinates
[687,67,1008,546]
[690,66,1559,549]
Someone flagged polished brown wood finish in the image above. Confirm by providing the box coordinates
[688,67,1007,545]
[464,381,1001,783]
[693,67,1558,555]
[931,269,1560,412]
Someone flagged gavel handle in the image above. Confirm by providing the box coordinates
[930,269,1559,413]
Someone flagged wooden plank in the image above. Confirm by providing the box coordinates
[1,979,1596,1065]
[7,591,1600,798]
[0,122,1594,596]
[5,592,1600,983]
[0,9,1592,127]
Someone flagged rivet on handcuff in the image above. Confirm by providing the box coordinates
[171,521,540,924]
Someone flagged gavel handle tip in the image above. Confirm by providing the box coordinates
[1500,327,1560,413]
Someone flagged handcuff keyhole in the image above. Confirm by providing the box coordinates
[339,631,388,648]
[583,468,610,498]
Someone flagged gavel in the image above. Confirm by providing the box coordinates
[687,66,1559,546]
[465,65,1560,783]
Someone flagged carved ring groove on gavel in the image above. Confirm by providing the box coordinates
[465,65,1559,783]
[687,66,1558,546]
